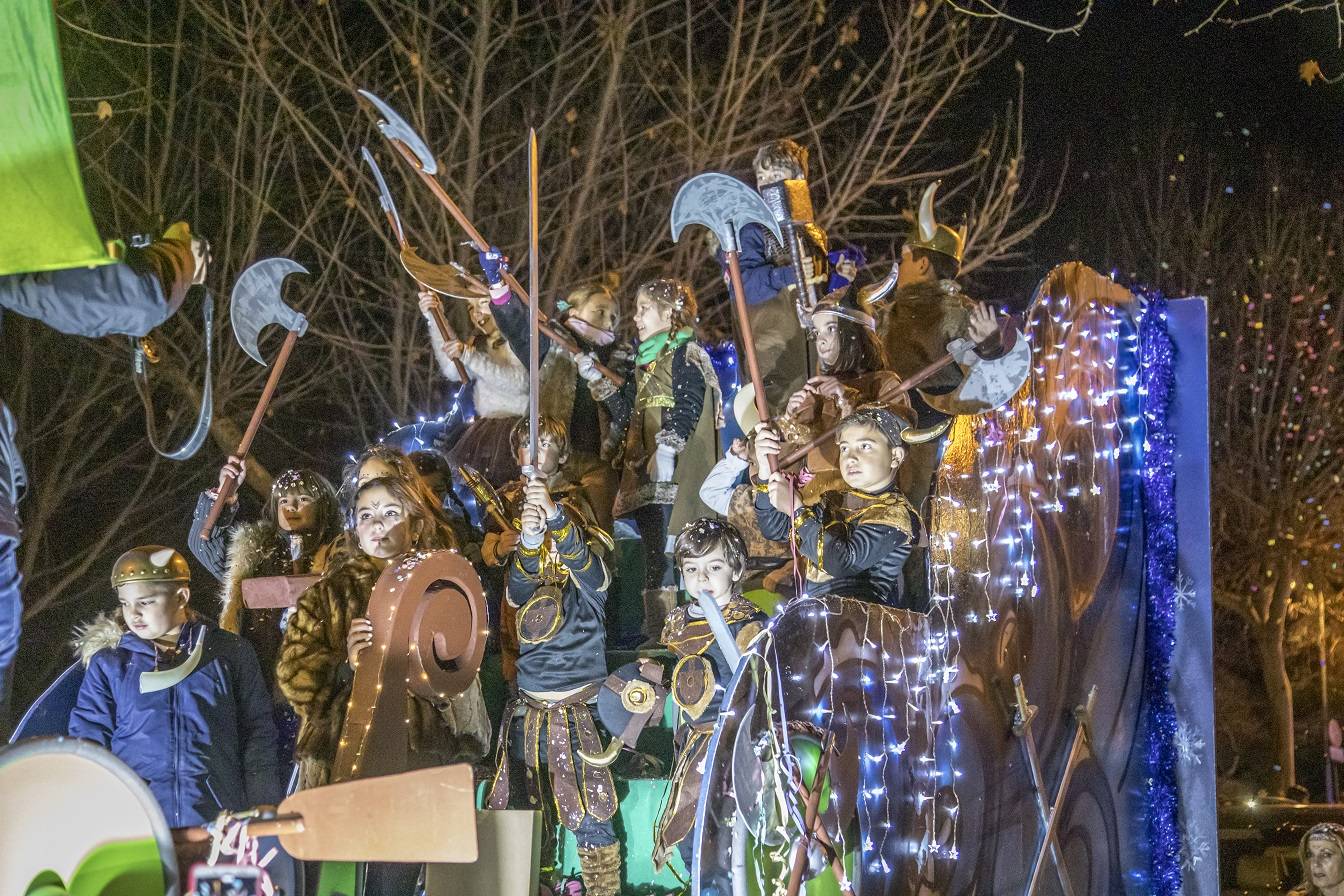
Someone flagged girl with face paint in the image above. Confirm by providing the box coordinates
[187,464,342,768]
[277,473,489,787]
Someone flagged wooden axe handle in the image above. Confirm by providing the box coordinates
[173,812,306,844]
[776,312,1018,469]
[388,140,625,388]
[725,250,776,474]
[428,304,471,383]
[382,205,471,383]
[199,328,300,539]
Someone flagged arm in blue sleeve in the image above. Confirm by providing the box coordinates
[188,490,236,582]
[720,224,795,306]
[507,542,542,609]
[234,640,284,807]
[753,488,794,544]
[547,507,609,599]
[793,511,910,577]
[488,289,553,365]
[68,657,116,747]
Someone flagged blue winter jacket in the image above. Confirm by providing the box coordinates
[68,615,284,827]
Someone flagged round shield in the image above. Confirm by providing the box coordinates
[518,586,565,644]
[672,654,716,720]
[594,661,669,749]
[923,332,1031,417]
[0,737,178,896]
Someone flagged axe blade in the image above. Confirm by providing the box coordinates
[670,172,783,255]
[357,89,438,176]
[230,257,310,366]
[361,146,405,244]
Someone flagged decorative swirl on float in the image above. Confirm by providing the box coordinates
[333,549,488,782]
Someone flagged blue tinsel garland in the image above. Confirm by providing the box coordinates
[1139,293,1183,895]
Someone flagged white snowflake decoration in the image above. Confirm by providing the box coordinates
[1173,721,1206,767]
[1181,822,1211,874]
[1172,571,1197,612]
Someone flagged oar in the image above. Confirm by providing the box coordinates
[173,766,478,863]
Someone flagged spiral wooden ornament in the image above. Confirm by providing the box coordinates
[333,550,488,782]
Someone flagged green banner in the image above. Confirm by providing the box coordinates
[0,0,110,276]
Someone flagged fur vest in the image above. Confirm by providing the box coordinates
[880,279,977,393]
[219,521,333,634]
[275,547,491,789]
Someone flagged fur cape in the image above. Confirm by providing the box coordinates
[879,279,978,394]
[275,546,491,789]
[218,520,333,635]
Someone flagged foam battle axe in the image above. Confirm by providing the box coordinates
[198,258,310,539]
[358,89,624,387]
[671,173,784,471]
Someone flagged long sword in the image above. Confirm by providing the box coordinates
[526,128,540,476]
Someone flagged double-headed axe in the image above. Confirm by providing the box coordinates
[357,88,625,387]
[361,146,472,383]
[198,258,309,539]
[671,173,784,471]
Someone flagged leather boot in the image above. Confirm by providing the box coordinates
[577,842,622,896]
[640,586,677,648]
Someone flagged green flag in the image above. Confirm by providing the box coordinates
[0,0,111,276]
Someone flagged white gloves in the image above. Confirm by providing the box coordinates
[575,352,603,383]
[649,445,676,482]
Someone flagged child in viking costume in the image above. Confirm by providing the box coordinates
[485,424,621,896]
[481,418,609,686]
[754,405,924,610]
[698,435,793,593]
[596,278,721,646]
[188,464,341,767]
[718,139,829,412]
[775,280,915,501]
[420,286,527,488]
[277,474,488,787]
[874,181,1024,607]
[68,546,283,827]
[472,249,632,531]
[189,463,341,668]
[649,519,766,874]
[277,474,490,894]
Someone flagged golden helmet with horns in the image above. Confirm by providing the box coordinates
[905,181,967,267]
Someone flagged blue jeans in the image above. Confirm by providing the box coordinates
[0,537,21,736]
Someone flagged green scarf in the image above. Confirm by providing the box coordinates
[636,327,693,366]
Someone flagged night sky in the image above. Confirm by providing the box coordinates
[981,2,1339,290]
